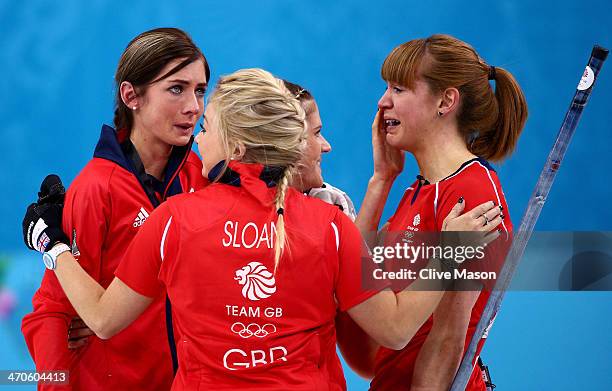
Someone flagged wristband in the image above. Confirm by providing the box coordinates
[43,243,71,270]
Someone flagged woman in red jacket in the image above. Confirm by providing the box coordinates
[21,28,210,390]
[340,34,528,391]
[23,68,501,390]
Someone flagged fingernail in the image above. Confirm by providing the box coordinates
[497,228,502,233]
[458,197,464,204]
[499,205,503,211]
[501,214,505,219]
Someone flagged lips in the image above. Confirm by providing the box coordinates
[175,122,194,130]
[174,123,195,134]
[383,117,401,132]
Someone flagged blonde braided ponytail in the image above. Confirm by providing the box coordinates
[273,168,293,272]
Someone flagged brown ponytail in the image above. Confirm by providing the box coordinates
[471,66,528,161]
[381,34,528,162]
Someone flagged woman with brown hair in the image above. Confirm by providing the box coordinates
[21,27,210,390]
[339,34,528,390]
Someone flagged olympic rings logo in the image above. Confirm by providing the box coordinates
[230,322,277,339]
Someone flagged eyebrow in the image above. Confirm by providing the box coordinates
[166,79,208,88]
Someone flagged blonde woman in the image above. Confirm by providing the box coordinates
[23,68,496,390]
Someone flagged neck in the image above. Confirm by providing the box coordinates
[289,177,306,193]
[129,125,173,180]
[412,124,476,183]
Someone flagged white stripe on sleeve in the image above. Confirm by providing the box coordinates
[476,162,509,239]
[330,222,339,251]
[160,216,173,262]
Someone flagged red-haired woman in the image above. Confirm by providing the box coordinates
[339,34,528,391]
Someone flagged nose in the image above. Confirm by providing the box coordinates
[378,88,392,110]
[321,135,332,153]
[184,92,201,115]
[195,130,202,144]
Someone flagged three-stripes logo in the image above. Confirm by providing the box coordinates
[133,207,150,228]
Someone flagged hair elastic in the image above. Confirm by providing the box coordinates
[488,66,496,80]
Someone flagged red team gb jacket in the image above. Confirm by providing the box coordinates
[114,161,384,390]
[370,157,512,391]
[22,125,206,390]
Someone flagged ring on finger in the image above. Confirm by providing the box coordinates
[482,214,489,226]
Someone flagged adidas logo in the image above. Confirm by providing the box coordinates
[133,207,150,227]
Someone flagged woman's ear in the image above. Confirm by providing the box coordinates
[231,143,246,161]
[119,81,140,110]
[437,87,460,117]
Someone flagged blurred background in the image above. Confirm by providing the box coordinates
[1,0,611,389]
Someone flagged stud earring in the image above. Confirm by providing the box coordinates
[437,111,443,117]
[132,106,137,111]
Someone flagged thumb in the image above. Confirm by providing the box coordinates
[444,197,465,221]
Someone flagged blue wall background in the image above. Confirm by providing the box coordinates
[0,1,610,389]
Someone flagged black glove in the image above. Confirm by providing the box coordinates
[38,174,65,206]
[23,175,69,253]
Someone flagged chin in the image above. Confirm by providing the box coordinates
[386,133,410,150]
[169,134,192,147]
[308,176,324,190]
[385,132,398,145]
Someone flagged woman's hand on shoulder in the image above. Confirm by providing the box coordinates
[442,198,503,232]
[441,198,503,249]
